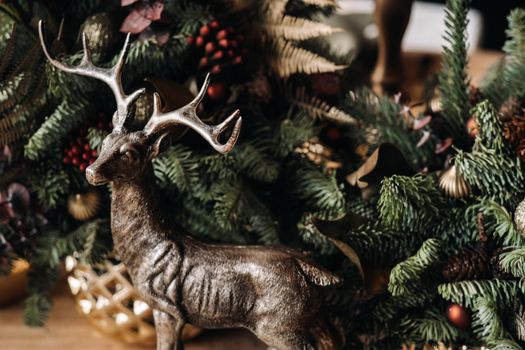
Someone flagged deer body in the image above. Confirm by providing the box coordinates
[39,22,344,350]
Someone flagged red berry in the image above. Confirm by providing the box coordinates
[326,127,342,141]
[186,36,194,45]
[97,121,105,129]
[233,56,242,64]
[199,25,210,36]
[67,150,74,157]
[83,144,91,151]
[63,156,71,164]
[196,36,204,46]
[207,82,227,102]
[76,137,83,145]
[227,50,235,58]
[79,163,87,172]
[210,21,219,29]
[213,51,224,59]
[199,57,208,68]
[72,158,80,166]
[82,153,90,160]
[205,42,215,54]
[91,149,97,157]
[216,29,228,40]
[230,40,238,48]
[211,64,222,74]
[218,39,228,48]
[71,146,81,155]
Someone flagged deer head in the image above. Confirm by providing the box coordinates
[38,21,242,186]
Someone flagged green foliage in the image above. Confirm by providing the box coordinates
[466,200,524,246]
[154,144,200,192]
[472,101,506,153]
[472,297,507,344]
[292,161,345,219]
[484,9,525,106]
[455,147,525,207]
[275,110,316,157]
[234,140,280,182]
[24,292,53,327]
[438,0,470,140]
[345,90,434,169]
[499,248,525,277]
[25,97,91,160]
[86,127,108,152]
[29,167,69,210]
[388,239,441,296]
[378,174,444,233]
[415,307,460,344]
[438,280,518,308]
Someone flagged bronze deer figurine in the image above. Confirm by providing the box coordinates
[39,22,344,350]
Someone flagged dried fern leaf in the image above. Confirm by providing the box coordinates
[264,16,342,41]
[0,24,16,77]
[270,39,346,77]
[293,87,357,125]
[262,0,288,20]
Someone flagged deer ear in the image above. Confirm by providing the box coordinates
[147,132,169,160]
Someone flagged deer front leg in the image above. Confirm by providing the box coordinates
[153,309,185,350]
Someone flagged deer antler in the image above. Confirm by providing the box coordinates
[38,20,144,132]
[144,74,242,154]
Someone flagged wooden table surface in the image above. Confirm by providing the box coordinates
[0,50,502,350]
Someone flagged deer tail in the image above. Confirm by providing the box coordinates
[295,258,342,287]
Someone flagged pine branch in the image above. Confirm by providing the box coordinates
[499,248,525,277]
[438,0,471,140]
[154,144,200,192]
[388,239,441,296]
[500,9,525,102]
[301,0,338,7]
[86,127,108,153]
[455,146,525,207]
[472,100,506,153]
[378,174,444,233]
[415,308,460,343]
[472,297,508,343]
[29,167,69,210]
[438,280,518,308]
[263,16,341,41]
[234,140,280,182]
[292,161,345,219]
[25,97,91,160]
[275,109,316,157]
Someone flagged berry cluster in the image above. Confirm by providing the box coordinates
[187,21,247,76]
[63,113,111,172]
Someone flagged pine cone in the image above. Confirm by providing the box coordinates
[500,97,524,121]
[490,247,513,279]
[442,247,490,282]
[503,115,525,145]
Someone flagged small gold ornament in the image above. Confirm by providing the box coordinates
[80,13,117,58]
[439,165,470,199]
[67,190,101,221]
[294,138,341,169]
[514,198,525,237]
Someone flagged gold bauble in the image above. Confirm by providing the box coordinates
[0,259,29,305]
[66,257,202,346]
[439,165,470,199]
[67,190,101,221]
[514,198,525,237]
[79,13,118,58]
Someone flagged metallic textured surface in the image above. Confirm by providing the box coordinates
[39,24,345,350]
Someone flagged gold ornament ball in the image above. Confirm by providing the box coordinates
[80,13,118,57]
[68,190,102,221]
[514,198,525,237]
[439,165,470,199]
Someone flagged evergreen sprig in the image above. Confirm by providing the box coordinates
[438,280,518,308]
[378,174,444,233]
[438,0,471,141]
[388,238,441,296]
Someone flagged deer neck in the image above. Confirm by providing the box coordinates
[110,164,173,272]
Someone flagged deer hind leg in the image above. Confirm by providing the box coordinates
[261,330,315,350]
[153,309,185,350]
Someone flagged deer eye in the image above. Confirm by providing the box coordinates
[119,145,138,162]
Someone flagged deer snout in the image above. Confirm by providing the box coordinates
[85,164,107,186]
